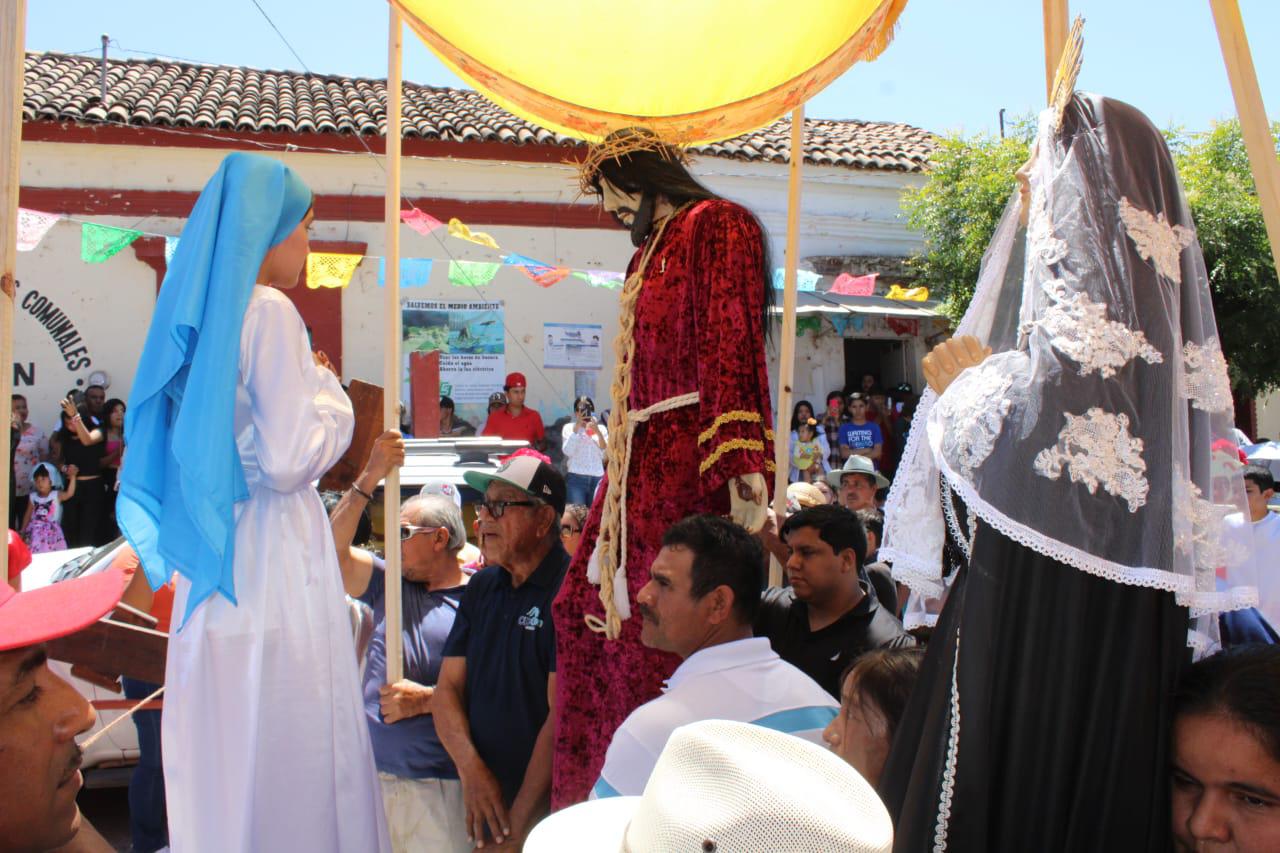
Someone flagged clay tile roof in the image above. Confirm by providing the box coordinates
[23,51,935,172]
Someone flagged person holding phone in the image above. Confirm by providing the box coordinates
[562,396,607,506]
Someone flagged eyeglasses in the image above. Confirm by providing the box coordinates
[400,524,442,541]
[479,499,539,519]
[560,525,581,537]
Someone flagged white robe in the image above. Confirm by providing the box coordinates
[163,286,390,853]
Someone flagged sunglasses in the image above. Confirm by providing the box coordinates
[479,498,539,519]
[400,524,442,541]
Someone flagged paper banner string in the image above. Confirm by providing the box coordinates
[81,223,142,264]
[772,268,820,292]
[306,252,362,289]
[401,208,444,236]
[831,272,877,296]
[885,284,929,302]
[571,270,625,289]
[828,316,850,336]
[164,236,180,264]
[447,218,501,250]
[448,260,501,287]
[378,258,434,287]
[17,208,62,252]
[504,253,570,288]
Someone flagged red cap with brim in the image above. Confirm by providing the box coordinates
[0,567,128,652]
[505,372,527,390]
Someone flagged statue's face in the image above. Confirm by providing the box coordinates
[598,177,643,230]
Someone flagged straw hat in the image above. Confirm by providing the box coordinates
[827,455,890,490]
[525,719,893,853]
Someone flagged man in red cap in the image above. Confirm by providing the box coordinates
[482,372,547,451]
[0,564,127,852]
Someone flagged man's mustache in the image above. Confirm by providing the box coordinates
[636,603,657,625]
[60,746,83,784]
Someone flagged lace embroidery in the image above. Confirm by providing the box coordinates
[1182,339,1233,414]
[1119,197,1195,284]
[1036,280,1163,378]
[1027,183,1068,266]
[1033,408,1148,512]
[941,484,971,563]
[933,633,961,853]
[1172,472,1235,570]
[935,361,1015,480]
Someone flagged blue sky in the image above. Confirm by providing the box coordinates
[24,0,1279,138]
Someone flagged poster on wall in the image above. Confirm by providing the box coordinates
[402,300,506,412]
[543,322,604,369]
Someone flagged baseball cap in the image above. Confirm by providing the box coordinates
[828,455,891,490]
[488,391,508,407]
[504,372,527,390]
[524,719,892,853]
[0,566,128,652]
[419,479,463,509]
[464,454,566,515]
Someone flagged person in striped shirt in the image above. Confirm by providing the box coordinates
[591,515,837,799]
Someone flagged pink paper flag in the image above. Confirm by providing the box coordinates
[831,272,877,296]
[17,208,62,251]
[401,208,444,236]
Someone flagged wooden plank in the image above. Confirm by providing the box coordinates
[384,8,406,683]
[1,0,29,580]
[318,379,384,492]
[770,106,805,587]
[1042,0,1069,102]
[46,618,168,685]
[1209,0,1280,280]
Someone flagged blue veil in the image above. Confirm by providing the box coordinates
[118,152,312,624]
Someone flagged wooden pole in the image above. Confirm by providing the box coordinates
[0,0,28,583]
[1209,0,1280,280]
[1042,0,1069,102]
[770,106,804,587]
[383,6,405,683]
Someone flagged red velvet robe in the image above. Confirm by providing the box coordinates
[551,199,774,807]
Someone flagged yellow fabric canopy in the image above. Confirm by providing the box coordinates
[393,0,907,143]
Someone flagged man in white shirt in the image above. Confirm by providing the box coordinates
[591,515,837,799]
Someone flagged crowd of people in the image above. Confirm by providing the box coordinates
[8,388,126,561]
[7,92,1280,853]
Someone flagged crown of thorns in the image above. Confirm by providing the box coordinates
[574,129,691,196]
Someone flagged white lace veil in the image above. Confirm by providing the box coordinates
[881,94,1259,644]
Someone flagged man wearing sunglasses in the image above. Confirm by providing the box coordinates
[331,429,473,852]
[433,455,569,851]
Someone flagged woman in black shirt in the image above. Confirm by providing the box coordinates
[54,398,108,547]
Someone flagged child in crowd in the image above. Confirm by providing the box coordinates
[790,418,826,483]
[21,461,77,553]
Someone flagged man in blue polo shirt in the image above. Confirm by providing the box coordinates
[435,455,569,850]
[331,429,473,852]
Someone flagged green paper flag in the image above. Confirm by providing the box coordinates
[448,260,501,287]
[795,316,822,336]
[82,223,142,264]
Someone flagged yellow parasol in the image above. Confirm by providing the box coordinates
[392,0,906,143]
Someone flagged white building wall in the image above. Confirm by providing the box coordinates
[13,140,927,427]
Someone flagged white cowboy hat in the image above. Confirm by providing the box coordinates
[827,455,890,490]
[525,719,893,853]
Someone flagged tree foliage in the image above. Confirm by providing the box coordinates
[1174,121,1280,395]
[901,119,1280,395]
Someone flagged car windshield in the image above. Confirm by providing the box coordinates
[51,536,128,584]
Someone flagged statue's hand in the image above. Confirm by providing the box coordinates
[923,335,992,395]
[727,472,768,534]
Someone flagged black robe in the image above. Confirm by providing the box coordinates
[879,492,1188,851]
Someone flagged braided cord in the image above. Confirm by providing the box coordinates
[591,207,688,640]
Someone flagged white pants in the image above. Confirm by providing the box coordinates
[379,773,471,853]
